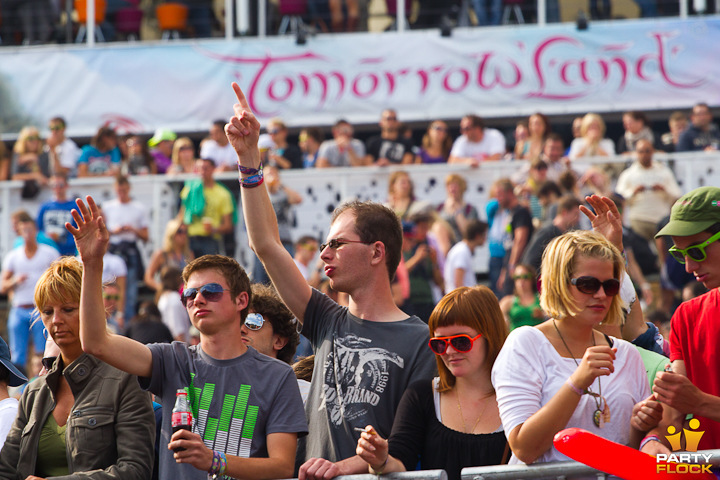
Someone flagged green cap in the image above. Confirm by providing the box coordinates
[655,186,720,237]
[147,128,177,147]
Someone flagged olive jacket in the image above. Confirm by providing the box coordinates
[0,353,155,480]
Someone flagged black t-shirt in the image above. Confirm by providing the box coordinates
[365,136,414,164]
[276,144,303,169]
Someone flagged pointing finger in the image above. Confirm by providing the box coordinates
[232,82,252,112]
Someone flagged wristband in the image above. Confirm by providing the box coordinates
[640,435,662,451]
[240,176,264,189]
[566,379,585,396]
[238,162,262,176]
[209,450,227,478]
[369,456,388,475]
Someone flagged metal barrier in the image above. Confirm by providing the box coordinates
[462,449,720,479]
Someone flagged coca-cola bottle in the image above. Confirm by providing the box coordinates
[171,388,193,452]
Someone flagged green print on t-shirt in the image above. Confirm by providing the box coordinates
[189,373,259,457]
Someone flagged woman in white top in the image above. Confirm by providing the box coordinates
[568,113,616,160]
[492,230,656,465]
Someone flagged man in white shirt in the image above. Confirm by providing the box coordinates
[443,219,487,291]
[615,139,682,241]
[449,114,506,165]
[103,175,149,321]
[200,119,237,171]
[293,235,323,287]
[45,116,80,178]
[0,217,59,370]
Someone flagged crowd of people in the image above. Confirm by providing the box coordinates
[0,85,718,479]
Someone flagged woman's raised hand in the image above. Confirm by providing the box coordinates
[66,196,109,262]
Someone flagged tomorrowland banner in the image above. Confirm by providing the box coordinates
[1,17,719,137]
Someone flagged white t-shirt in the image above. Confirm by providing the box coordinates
[443,241,476,291]
[157,290,190,342]
[200,140,237,168]
[492,326,649,465]
[294,259,310,282]
[102,199,149,244]
[449,129,506,160]
[101,252,128,284]
[567,138,616,160]
[0,397,19,447]
[2,244,60,306]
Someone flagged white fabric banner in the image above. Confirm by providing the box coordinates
[0,17,718,137]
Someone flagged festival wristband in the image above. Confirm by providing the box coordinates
[566,379,586,396]
[639,435,662,450]
[238,161,263,176]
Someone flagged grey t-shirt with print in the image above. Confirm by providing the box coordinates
[140,342,307,479]
[302,289,437,462]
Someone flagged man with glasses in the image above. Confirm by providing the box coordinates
[640,186,720,455]
[364,109,414,166]
[71,201,307,480]
[616,139,682,241]
[448,114,506,166]
[228,83,436,479]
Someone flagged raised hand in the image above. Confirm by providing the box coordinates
[225,82,261,163]
[580,194,623,251]
[66,196,109,262]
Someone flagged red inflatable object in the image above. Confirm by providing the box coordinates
[553,428,715,479]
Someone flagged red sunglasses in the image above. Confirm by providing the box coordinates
[428,334,482,355]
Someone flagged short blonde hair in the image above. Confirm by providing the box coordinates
[445,173,467,194]
[34,257,83,311]
[540,230,624,325]
[580,113,606,138]
[171,136,195,165]
[429,286,508,392]
[13,126,42,155]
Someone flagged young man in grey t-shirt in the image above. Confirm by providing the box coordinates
[71,201,307,480]
[229,82,437,480]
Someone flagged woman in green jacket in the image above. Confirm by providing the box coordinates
[0,256,155,480]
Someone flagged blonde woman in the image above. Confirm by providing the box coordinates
[492,230,658,465]
[435,173,479,245]
[416,120,453,164]
[568,113,616,160]
[357,287,509,480]
[143,217,194,292]
[11,126,50,184]
[168,136,197,175]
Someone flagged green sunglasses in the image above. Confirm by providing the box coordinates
[668,231,720,264]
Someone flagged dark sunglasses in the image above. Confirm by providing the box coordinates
[49,125,64,131]
[570,276,620,296]
[103,294,120,301]
[245,313,265,331]
[181,283,228,307]
[42,356,57,370]
[428,333,482,355]
[319,238,372,252]
[175,228,188,235]
[668,231,720,264]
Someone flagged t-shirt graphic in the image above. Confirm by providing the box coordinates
[321,334,404,425]
[189,373,258,458]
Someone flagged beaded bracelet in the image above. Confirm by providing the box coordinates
[639,435,662,451]
[566,379,586,396]
[209,450,227,478]
[238,162,263,176]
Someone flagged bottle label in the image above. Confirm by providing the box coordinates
[171,411,193,428]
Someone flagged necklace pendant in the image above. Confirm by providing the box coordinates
[593,409,603,428]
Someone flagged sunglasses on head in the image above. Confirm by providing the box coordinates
[668,231,720,264]
[428,333,482,355]
[570,276,620,296]
[41,356,57,370]
[244,313,265,330]
[181,283,228,307]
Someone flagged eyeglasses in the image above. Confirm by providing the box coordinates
[668,231,720,264]
[431,125,447,132]
[181,283,229,307]
[103,294,120,301]
[512,273,533,280]
[49,125,64,131]
[179,146,193,151]
[175,228,188,235]
[428,334,482,355]
[268,128,282,134]
[41,356,57,370]
[570,276,620,296]
[244,313,265,330]
[319,238,373,252]
[383,116,397,121]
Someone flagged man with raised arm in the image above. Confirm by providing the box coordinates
[226,82,436,480]
[69,198,307,480]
